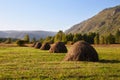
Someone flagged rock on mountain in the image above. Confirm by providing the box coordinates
[66,5,120,35]
[0,31,56,40]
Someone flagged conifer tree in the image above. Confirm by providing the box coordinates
[54,30,66,43]
[106,33,115,44]
[99,36,105,44]
[115,29,120,43]
[31,37,36,43]
[73,33,82,42]
[66,33,74,41]
[5,38,12,44]
[24,34,30,43]
[94,33,99,44]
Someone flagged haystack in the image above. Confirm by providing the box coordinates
[64,41,99,62]
[49,42,67,53]
[34,42,42,49]
[40,42,50,50]
[32,42,37,47]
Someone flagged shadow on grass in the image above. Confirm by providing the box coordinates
[109,75,120,77]
[99,59,120,63]
[39,76,93,80]
[66,75,96,79]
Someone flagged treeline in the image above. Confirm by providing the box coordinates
[0,34,31,46]
[94,29,120,44]
[40,30,120,44]
[1,29,120,45]
[0,38,17,44]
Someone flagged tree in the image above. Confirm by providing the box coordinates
[54,31,63,42]
[44,36,54,44]
[0,38,7,43]
[99,36,105,44]
[5,38,12,44]
[94,33,99,44]
[62,33,67,43]
[82,33,96,44]
[87,32,96,44]
[106,33,115,44]
[66,33,74,41]
[39,38,45,43]
[115,29,120,43]
[82,34,88,42]
[31,37,36,43]
[24,34,30,43]
[54,30,67,43]
[16,40,25,46]
[73,33,82,42]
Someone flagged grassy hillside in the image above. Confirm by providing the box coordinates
[66,5,120,35]
[0,46,120,80]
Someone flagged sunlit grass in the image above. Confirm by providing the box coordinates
[0,46,120,80]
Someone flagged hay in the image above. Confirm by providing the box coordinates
[32,42,37,47]
[40,42,50,50]
[34,42,42,49]
[49,42,67,53]
[64,41,99,62]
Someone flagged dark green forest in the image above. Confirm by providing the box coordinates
[0,29,120,45]
[41,30,120,44]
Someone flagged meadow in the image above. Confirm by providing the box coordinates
[0,44,120,80]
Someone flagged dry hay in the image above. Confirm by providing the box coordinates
[49,42,67,53]
[64,41,99,62]
[34,42,42,49]
[40,42,50,50]
[32,42,37,47]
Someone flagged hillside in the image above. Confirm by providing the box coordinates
[66,5,120,35]
[0,31,56,40]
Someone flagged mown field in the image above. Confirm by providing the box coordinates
[0,45,120,80]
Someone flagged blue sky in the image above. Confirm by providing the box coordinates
[0,0,120,32]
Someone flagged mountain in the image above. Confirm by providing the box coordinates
[0,31,56,40]
[66,5,120,35]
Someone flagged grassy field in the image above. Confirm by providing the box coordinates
[0,45,120,80]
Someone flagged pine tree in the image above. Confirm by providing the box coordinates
[66,33,74,41]
[87,32,96,44]
[54,30,66,43]
[94,33,99,44]
[106,33,115,44]
[73,33,82,42]
[44,36,54,44]
[99,36,105,44]
[24,34,30,43]
[5,38,12,44]
[16,40,25,46]
[31,37,36,43]
[39,38,45,43]
[62,33,67,43]
[115,29,120,43]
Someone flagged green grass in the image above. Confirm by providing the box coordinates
[0,46,120,80]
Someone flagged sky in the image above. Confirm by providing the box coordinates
[0,0,120,32]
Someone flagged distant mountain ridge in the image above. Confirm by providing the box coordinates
[0,30,56,40]
[65,5,120,35]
